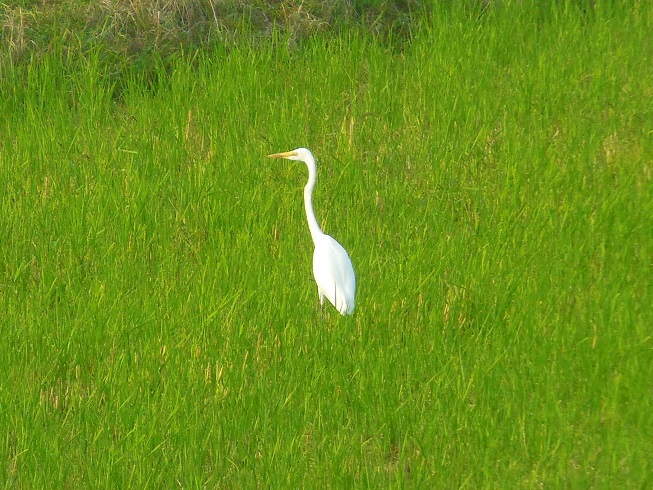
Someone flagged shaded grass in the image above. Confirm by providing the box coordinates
[1,2,652,487]
[0,0,425,65]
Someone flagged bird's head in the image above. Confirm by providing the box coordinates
[267,147,313,162]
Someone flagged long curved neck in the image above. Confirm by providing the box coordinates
[303,154,324,244]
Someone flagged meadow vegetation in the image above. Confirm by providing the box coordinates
[0,0,651,487]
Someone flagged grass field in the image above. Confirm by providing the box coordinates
[1,2,652,487]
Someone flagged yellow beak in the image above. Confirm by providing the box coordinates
[267,150,298,159]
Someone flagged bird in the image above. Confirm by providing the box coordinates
[268,148,356,315]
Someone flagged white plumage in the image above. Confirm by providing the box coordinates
[268,148,356,315]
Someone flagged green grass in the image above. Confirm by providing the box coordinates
[1,3,652,487]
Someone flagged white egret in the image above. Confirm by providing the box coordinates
[268,148,356,315]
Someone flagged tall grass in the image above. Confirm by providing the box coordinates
[1,2,651,487]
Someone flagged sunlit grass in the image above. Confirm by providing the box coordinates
[1,3,651,487]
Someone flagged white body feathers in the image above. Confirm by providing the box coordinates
[268,148,356,315]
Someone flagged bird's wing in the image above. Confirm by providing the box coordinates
[313,234,356,314]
